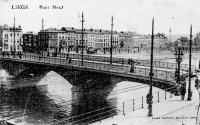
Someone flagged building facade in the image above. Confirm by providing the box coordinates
[193,33,200,51]
[0,24,22,53]
[120,31,139,53]
[75,29,88,53]
[61,27,76,53]
[138,33,168,53]
[22,31,38,53]
[38,28,64,56]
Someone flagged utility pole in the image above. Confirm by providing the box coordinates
[187,24,193,101]
[14,17,16,57]
[110,16,114,64]
[81,12,85,66]
[148,17,154,117]
[42,18,44,56]
[170,28,171,42]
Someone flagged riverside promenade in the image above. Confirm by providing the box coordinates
[91,73,200,125]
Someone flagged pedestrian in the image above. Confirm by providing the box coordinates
[68,57,71,64]
[122,59,124,66]
[195,76,200,88]
[66,53,69,60]
[2,52,5,57]
[180,85,186,100]
[66,57,68,65]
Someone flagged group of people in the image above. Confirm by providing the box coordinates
[127,58,134,65]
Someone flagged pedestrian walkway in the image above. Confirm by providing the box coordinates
[91,74,200,125]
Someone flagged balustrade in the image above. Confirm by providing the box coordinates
[0,53,182,82]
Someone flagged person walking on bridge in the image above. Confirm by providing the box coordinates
[180,85,186,100]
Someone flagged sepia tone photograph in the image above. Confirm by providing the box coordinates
[0,0,200,124]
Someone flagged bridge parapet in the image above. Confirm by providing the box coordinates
[1,52,196,72]
[54,53,196,72]
[0,53,178,83]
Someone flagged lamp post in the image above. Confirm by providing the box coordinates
[41,18,44,57]
[14,17,16,58]
[148,17,154,117]
[110,16,114,64]
[174,40,184,95]
[81,12,85,66]
[170,28,172,42]
[187,25,193,101]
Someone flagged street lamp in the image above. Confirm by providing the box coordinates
[187,25,193,101]
[81,12,85,66]
[110,16,114,64]
[148,17,154,117]
[174,39,184,95]
[13,17,16,58]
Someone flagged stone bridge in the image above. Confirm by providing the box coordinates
[0,53,182,91]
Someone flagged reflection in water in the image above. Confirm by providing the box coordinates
[0,70,117,125]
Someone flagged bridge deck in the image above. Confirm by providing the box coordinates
[0,54,178,85]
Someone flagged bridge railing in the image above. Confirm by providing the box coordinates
[11,52,195,72]
[51,86,176,125]
[3,52,196,72]
[1,53,177,82]
[55,53,196,72]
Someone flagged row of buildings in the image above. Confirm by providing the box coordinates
[174,33,200,51]
[0,24,172,55]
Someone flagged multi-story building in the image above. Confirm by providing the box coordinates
[175,36,197,52]
[75,29,88,53]
[61,27,76,53]
[193,33,200,51]
[38,28,65,56]
[119,32,126,52]
[87,29,96,48]
[138,33,168,53]
[90,29,119,54]
[94,29,104,52]
[103,30,111,54]
[0,24,22,53]
[119,31,139,53]
[112,31,119,53]
[22,31,38,53]
[175,37,189,51]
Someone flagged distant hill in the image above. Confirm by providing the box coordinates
[166,34,189,42]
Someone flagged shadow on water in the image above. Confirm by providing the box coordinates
[0,80,118,125]
[69,82,118,124]
[1,86,68,124]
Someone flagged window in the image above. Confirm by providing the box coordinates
[10,33,12,37]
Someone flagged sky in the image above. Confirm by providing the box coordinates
[0,0,200,36]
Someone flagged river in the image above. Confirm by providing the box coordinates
[0,53,199,125]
